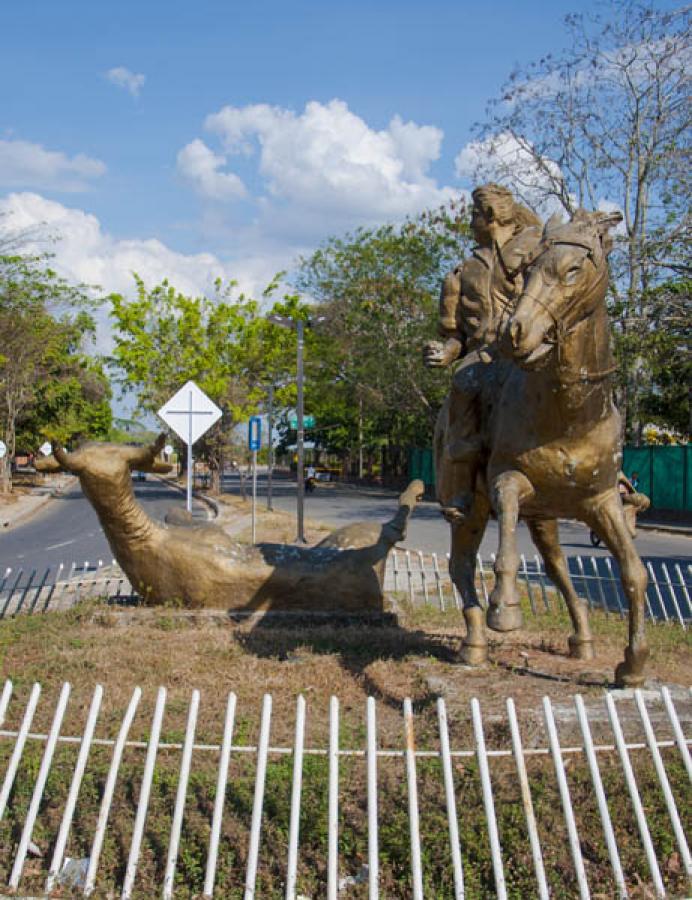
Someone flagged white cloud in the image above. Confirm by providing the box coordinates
[106,66,146,97]
[0,192,279,352]
[176,139,247,200]
[180,99,456,237]
[0,139,106,192]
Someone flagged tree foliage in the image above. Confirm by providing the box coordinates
[109,276,298,491]
[296,201,473,471]
[0,252,111,492]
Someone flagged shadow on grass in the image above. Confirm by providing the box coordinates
[235,613,459,712]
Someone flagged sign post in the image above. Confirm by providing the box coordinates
[248,416,262,543]
[157,381,222,513]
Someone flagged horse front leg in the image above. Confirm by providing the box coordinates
[449,493,490,665]
[585,491,649,687]
[488,470,534,632]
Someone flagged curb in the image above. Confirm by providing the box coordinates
[637,521,692,537]
[151,475,218,520]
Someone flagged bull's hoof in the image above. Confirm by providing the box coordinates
[614,646,650,688]
[487,603,524,632]
[459,641,489,666]
[568,635,595,661]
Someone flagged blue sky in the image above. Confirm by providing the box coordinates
[1,0,609,306]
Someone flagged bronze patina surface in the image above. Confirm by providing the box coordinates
[429,189,651,687]
[36,439,423,613]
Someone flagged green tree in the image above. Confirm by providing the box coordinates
[296,201,472,475]
[0,253,111,492]
[109,276,294,492]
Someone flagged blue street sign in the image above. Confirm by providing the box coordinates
[248,416,262,451]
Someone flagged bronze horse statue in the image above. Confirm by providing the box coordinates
[444,209,649,687]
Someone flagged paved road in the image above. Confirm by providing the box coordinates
[0,478,209,574]
[228,473,692,565]
[1,472,689,583]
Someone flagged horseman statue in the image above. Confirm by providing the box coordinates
[424,184,542,523]
[425,185,650,687]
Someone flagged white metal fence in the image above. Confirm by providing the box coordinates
[0,560,135,619]
[385,549,692,628]
[1,551,691,627]
[0,679,690,897]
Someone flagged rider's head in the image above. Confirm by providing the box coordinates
[471,184,541,245]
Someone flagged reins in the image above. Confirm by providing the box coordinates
[510,233,615,385]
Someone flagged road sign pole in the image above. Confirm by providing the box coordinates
[252,448,257,543]
[247,416,262,544]
[187,389,193,513]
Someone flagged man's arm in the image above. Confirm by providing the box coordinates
[423,266,466,368]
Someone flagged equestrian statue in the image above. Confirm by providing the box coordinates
[425,184,649,687]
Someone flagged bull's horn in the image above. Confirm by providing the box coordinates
[52,443,85,473]
[34,454,63,474]
[126,432,168,468]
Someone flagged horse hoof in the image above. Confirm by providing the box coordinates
[459,642,488,666]
[487,604,524,632]
[568,635,595,661]
[614,647,650,687]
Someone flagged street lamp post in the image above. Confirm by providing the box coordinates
[267,314,307,544]
[266,383,274,512]
[295,318,305,543]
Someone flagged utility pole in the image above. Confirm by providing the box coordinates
[266,313,310,544]
[295,318,306,543]
[358,395,364,480]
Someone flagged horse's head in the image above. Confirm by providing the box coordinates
[506,209,622,368]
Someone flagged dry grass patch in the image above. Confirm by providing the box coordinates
[0,595,690,897]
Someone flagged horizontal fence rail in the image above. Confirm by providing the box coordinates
[0,680,690,897]
[1,551,691,627]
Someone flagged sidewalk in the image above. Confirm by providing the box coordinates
[0,475,75,531]
[638,518,692,537]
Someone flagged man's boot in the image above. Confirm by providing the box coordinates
[440,458,479,524]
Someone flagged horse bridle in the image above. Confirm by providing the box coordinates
[504,234,616,384]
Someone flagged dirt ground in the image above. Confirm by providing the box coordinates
[1,593,690,751]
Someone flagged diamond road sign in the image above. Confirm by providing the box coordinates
[40,441,53,456]
[157,381,222,446]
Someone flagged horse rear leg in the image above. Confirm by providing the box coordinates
[585,491,649,687]
[449,493,490,665]
[528,519,594,660]
[488,470,534,632]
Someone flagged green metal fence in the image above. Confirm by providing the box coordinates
[409,444,691,512]
[623,444,691,512]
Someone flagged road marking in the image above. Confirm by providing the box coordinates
[44,539,76,551]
